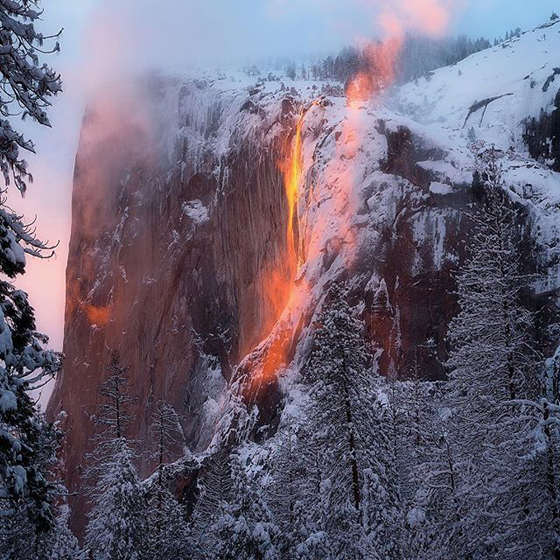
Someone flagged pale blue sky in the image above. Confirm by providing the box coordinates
[458,0,559,37]
[12,0,559,404]
[37,1,560,67]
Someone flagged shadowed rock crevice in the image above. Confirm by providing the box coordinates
[524,88,560,172]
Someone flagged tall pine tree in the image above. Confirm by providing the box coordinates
[443,150,544,558]
[145,400,191,559]
[84,353,147,560]
[0,1,63,553]
[193,450,279,560]
[303,283,402,559]
[267,427,330,559]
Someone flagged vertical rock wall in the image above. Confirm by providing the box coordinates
[48,78,297,531]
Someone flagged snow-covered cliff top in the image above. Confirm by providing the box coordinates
[394,19,560,146]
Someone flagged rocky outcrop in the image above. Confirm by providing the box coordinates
[524,88,560,172]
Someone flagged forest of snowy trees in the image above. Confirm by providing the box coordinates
[4,150,559,559]
[252,29,530,93]
[0,1,559,559]
[252,34,494,88]
[48,163,557,559]
[306,34,493,85]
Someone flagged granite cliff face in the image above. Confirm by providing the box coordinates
[49,21,560,531]
[48,78,301,528]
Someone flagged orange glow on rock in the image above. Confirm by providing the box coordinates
[261,265,294,335]
[85,304,110,326]
[250,277,311,391]
[257,325,294,388]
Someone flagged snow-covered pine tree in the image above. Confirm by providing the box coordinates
[0,2,63,552]
[84,440,146,560]
[0,0,62,193]
[92,352,136,447]
[191,449,233,549]
[84,353,147,560]
[145,401,191,559]
[210,453,279,560]
[286,501,332,560]
[385,368,442,558]
[150,401,184,477]
[0,283,62,524]
[443,150,543,558]
[487,344,560,559]
[267,428,330,559]
[193,450,279,560]
[447,150,537,409]
[0,414,65,558]
[267,428,303,550]
[537,346,560,558]
[303,282,402,559]
[35,505,80,560]
[145,484,190,560]
[406,385,471,560]
[3,501,81,560]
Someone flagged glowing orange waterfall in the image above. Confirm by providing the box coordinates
[258,113,306,336]
[248,111,309,389]
[284,112,305,274]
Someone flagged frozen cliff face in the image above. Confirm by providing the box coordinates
[49,21,560,530]
[48,76,306,529]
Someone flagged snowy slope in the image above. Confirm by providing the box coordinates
[222,21,560,506]
[394,19,560,149]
